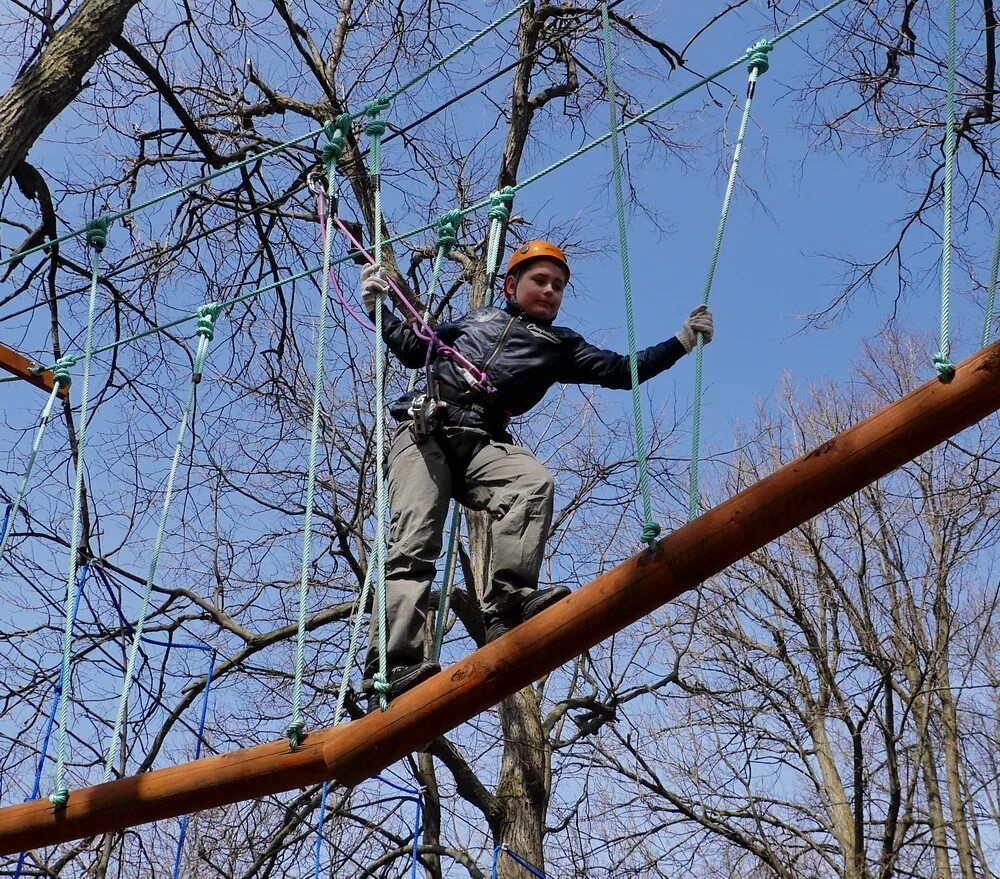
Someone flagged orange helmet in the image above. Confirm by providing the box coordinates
[505,240,570,280]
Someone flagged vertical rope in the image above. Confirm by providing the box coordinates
[984,207,1000,348]
[50,218,107,807]
[432,505,462,661]
[486,187,515,292]
[0,359,72,564]
[312,781,331,879]
[171,648,217,879]
[935,0,958,380]
[13,561,90,879]
[365,97,392,710]
[410,792,424,879]
[689,41,771,520]
[405,211,463,662]
[288,118,349,750]
[103,303,222,781]
[601,2,660,548]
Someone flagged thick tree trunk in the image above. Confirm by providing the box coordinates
[495,689,549,878]
[0,0,142,186]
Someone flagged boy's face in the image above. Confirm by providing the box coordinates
[504,258,567,321]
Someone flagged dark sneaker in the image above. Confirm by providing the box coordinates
[364,660,442,713]
[485,585,571,643]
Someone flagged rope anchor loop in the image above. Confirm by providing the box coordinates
[487,187,515,222]
[286,720,306,751]
[933,352,956,382]
[436,210,462,252]
[363,97,391,138]
[322,116,350,170]
[195,302,223,340]
[51,355,77,389]
[746,39,773,76]
[85,217,112,252]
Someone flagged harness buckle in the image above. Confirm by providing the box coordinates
[407,394,446,441]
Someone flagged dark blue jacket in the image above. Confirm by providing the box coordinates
[377,300,686,437]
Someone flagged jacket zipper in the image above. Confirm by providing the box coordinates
[482,314,517,375]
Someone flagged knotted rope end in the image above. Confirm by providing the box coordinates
[286,720,306,751]
[85,217,112,252]
[933,352,956,382]
[746,39,773,76]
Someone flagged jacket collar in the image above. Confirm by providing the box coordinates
[503,298,555,327]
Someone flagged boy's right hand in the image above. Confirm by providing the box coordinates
[361,263,389,313]
[676,304,715,353]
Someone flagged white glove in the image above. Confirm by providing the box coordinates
[676,304,715,353]
[361,263,389,314]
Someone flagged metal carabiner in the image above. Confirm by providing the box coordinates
[306,169,328,198]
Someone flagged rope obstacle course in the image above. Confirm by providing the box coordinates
[0,0,993,868]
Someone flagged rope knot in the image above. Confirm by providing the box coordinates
[195,302,223,340]
[746,39,773,76]
[85,217,111,252]
[286,720,306,750]
[322,116,350,169]
[933,352,956,382]
[487,187,515,221]
[640,522,661,546]
[436,210,462,252]
[52,356,76,389]
[364,98,391,138]
[49,788,69,808]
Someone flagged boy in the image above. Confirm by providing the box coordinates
[360,240,714,709]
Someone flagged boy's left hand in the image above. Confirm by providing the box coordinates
[676,305,715,353]
[361,263,389,313]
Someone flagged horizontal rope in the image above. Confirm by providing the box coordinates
[0,4,527,271]
[1,0,851,381]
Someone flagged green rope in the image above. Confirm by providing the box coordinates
[366,99,392,711]
[689,42,770,521]
[0,359,73,565]
[407,211,462,392]
[332,566,375,725]
[287,120,349,750]
[385,3,526,106]
[511,0,849,200]
[935,0,958,381]
[432,505,462,661]
[51,223,107,807]
[486,187,515,285]
[985,210,1000,348]
[0,0,853,385]
[0,4,529,273]
[398,212,465,660]
[601,2,659,548]
[102,301,221,781]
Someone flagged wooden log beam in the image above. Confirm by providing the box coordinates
[0,342,68,398]
[2,339,999,855]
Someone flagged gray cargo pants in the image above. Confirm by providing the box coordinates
[364,425,554,678]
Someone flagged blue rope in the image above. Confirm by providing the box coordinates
[491,844,551,879]
[410,791,424,879]
[312,775,422,877]
[12,562,89,879]
[312,781,331,879]
[0,504,12,551]
[171,648,217,879]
